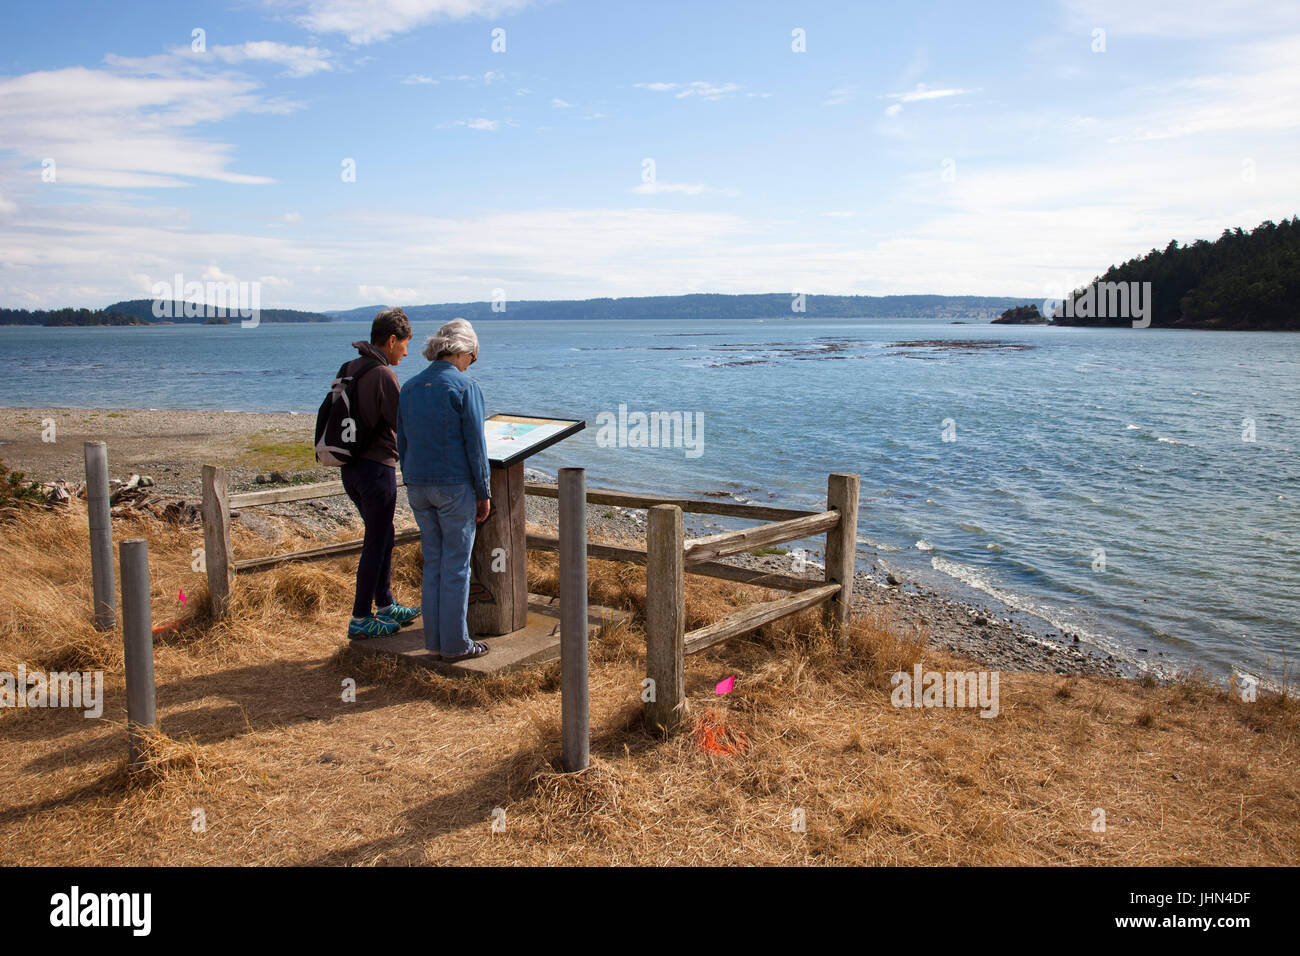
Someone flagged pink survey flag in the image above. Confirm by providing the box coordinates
[179,588,187,604]
[715,676,735,695]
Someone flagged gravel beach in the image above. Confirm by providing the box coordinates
[1,406,1123,677]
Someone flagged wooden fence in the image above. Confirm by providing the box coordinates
[200,467,860,734]
[533,473,860,732]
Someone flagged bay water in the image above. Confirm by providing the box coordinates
[2,318,1296,684]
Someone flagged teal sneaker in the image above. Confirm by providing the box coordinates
[347,615,400,640]
[376,603,421,627]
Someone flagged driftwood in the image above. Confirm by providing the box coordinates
[40,471,196,521]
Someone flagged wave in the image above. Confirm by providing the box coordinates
[857,534,901,552]
[929,555,1136,666]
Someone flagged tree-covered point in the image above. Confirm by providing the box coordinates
[0,307,145,326]
[992,304,1047,324]
[1052,216,1299,330]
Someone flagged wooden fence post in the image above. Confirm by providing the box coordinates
[645,504,686,733]
[83,441,116,631]
[119,538,157,771]
[824,473,860,650]
[559,467,589,772]
[201,465,233,618]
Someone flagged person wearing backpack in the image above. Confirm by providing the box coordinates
[324,308,422,639]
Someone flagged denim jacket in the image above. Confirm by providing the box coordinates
[396,361,491,500]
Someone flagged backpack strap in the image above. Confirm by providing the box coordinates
[346,357,383,381]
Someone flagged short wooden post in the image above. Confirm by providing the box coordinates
[83,441,116,631]
[201,464,233,618]
[824,473,861,650]
[119,538,157,771]
[559,467,589,772]
[645,504,686,733]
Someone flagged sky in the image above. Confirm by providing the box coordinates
[0,0,1296,311]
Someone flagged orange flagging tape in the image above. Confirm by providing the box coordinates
[693,708,748,756]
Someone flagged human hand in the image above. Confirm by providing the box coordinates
[476,499,491,523]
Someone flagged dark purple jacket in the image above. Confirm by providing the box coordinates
[342,341,400,467]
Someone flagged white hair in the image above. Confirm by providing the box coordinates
[422,318,479,361]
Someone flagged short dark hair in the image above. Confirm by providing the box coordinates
[371,307,411,345]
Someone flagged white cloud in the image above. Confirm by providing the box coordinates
[201,265,240,283]
[824,86,856,106]
[1063,0,1300,38]
[358,284,426,302]
[455,118,499,130]
[551,97,573,108]
[288,0,538,45]
[1102,35,1300,142]
[632,181,739,197]
[401,74,437,85]
[884,83,976,103]
[0,63,281,188]
[632,181,708,196]
[208,42,333,78]
[282,212,303,223]
[884,103,903,117]
[635,81,744,100]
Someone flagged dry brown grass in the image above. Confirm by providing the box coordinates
[1,503,1296,866]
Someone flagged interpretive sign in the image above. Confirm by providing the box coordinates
[484,413,585,468]
[469,413,585,636]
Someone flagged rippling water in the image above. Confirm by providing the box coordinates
[2,318,1296,683]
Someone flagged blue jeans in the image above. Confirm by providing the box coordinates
[406,482,477,656]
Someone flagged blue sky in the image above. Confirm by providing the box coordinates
[0,0,1296,310]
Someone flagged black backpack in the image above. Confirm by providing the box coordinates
[314,358,382,466]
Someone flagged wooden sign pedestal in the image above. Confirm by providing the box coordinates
[467,462,528,637]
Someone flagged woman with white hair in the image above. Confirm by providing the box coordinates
[396,318,492,661]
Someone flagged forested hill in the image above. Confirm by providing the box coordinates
[105,300,331,323]
[326,293,1030,323]
[0,307,145,327]
[0,302,333,325]
[1052,217,1300,330]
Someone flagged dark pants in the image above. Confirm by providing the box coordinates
[341,457,397,618]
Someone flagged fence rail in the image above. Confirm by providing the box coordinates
[641,473,860,732]
[202,464,861,736]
